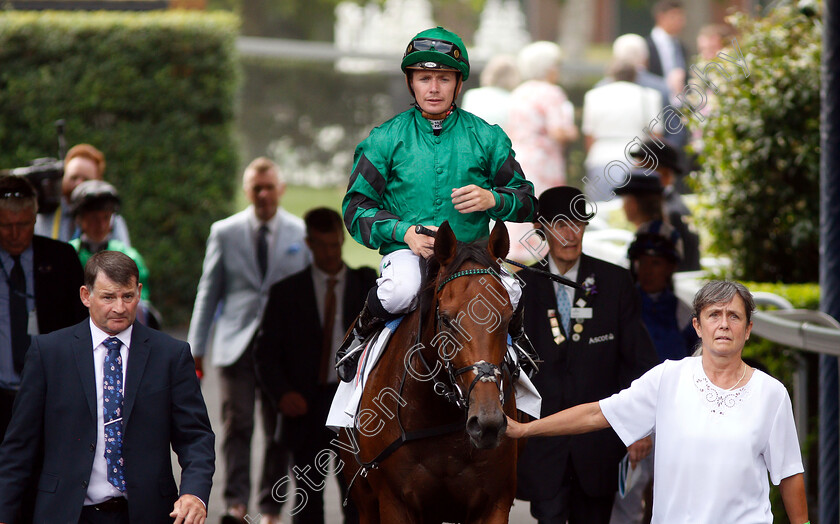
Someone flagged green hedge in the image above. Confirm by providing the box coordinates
[740,281,820,386]
[0,10,240,325]
[694,1,821,283]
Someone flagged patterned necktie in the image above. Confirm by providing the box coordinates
[257,224,269,279]
[9,255,29,374]
[555,286,571,336]
[318,277,338,384]
[103,337,126,492]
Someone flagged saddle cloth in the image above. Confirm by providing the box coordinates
[326,318,542,431]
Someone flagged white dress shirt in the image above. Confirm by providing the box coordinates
[85,320,132,505]
[549,255,580,311]
[651,26,683,77]
[311,265,347,384]
[247,205,281,263]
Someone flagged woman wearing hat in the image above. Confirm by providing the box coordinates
[508,280,809,524]
[337,27,537,381]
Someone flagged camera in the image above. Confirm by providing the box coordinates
[1,120,66,213]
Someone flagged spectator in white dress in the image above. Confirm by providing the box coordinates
[507,280,809,524]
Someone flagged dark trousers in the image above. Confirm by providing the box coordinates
[286,385,357,524]
[78,506,129,524]
[219,343,289,514]
[0,387,16,442]
[1,387,36,524]
[529,461,615,524]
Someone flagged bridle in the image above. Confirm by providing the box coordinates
[411,267,516,411]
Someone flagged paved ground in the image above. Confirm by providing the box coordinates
[169,327,536,523]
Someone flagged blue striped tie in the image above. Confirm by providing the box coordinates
[103,337,126,492]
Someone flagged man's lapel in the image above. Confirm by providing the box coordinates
[122,323,150,426]
[72,321,97,422]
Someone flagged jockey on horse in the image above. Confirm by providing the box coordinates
[336,26,540,382]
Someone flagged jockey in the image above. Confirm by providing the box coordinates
[336,27,538,382]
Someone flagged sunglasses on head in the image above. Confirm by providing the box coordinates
[0,191,28,199]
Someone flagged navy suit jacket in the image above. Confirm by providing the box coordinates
[516,254,658,501]
[31,234,88,334]
[0,320,215,523]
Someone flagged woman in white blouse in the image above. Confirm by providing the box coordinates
[507,280,809,524]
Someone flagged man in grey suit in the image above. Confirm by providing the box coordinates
[188,157,310,523]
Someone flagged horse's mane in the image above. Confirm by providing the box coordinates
[417,238,502,321]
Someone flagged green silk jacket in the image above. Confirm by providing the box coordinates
[342,106,536,255]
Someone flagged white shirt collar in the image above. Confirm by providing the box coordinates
[247,205,281,234]
[89,318,133,350]
[311,264,346,284]
[548,255,581,279]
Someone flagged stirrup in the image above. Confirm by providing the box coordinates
[335,336,370,383]
[512,337,541,378]
[335,341,366,369]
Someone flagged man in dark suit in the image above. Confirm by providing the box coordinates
[516,187,658,524]
[255,207,376,524]
[0,174,88,440]
[0,250,215,523]
[646,0,688,97]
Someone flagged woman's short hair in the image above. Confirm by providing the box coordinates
[517,41,562,82]
[480,54,520,91]
[692,280,756,323]
[612,34,649,68]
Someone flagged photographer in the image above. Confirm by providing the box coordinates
[34,144,131,246]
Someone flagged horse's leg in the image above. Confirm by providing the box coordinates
[466,501,512,524]
[377,487,421,524]
[347,472,380,524]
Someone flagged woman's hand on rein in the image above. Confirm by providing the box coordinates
[505,415,526,439]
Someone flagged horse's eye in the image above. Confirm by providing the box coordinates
[440,316,453,328]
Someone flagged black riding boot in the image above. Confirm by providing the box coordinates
[335,291,389,382]
[509,302,540,378]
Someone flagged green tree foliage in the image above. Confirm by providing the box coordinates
[0,11,240,324]
[694,1,821,283]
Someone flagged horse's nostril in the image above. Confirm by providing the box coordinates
[466,415,482,438]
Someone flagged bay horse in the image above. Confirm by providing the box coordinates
[339,220,520,523]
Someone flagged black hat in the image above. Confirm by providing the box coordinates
[629,138,685,175]
[70,180,120,216]
[613,171,664,196]
[536,186,595,223]
[628,231,681,264]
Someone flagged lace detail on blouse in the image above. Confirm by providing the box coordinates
[693,369,752,416]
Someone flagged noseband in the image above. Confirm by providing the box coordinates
[412,268,515,410]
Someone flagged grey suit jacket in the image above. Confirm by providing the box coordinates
[188,206,310,367]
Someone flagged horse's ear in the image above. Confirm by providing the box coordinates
[488,220,510,261]
[434,221,457,265]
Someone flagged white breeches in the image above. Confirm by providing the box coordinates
[376,249,522,315]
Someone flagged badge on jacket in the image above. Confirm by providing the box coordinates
[547,309,565,345]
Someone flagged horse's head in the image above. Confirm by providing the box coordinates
[431,220,513,449]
